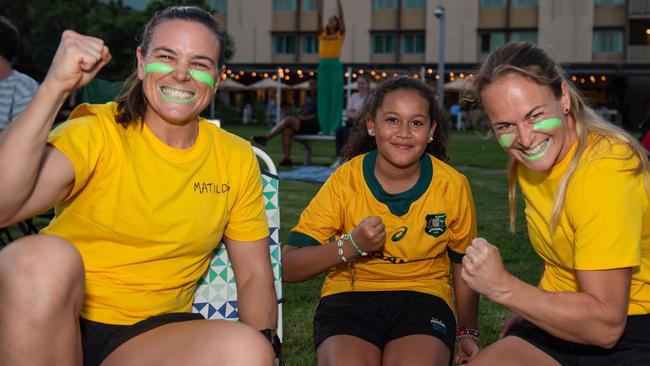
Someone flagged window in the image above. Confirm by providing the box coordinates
[403,0,425,9]
[479,32,505,53]
[273,0,296,12]
[595,0,624,5]
[480,0,506,8]
[373,0,397,10]
[512,0,538,7]
[302,0,316,11]
[209,0,227,13]
[274,35,296,54]
[593,30,623,53]
[402,34,425,54]
[372,34,397,54]
[302,35,318,54]
[511,31,538,43]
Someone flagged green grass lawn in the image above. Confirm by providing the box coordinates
[2,122,542,365]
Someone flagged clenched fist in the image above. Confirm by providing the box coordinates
[350,216,385,256]
[461,238,513,303]
[43,30,112,94]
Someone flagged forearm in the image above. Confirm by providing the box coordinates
[492,274,626,347]
[452,263,479,329]
[0,82,68,219]
[282,241,356,282]
[236,271,278,330]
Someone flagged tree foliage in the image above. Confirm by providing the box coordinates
[1,0,234,81]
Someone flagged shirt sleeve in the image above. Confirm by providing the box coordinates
[447,174,477,263]
[287,173,343,247]
[224,145,269,242]
[47,114,106,201]
[10,79,38,120]
[568,150,646,270]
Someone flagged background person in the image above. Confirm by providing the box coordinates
[0,15,38,132]
[316,0,345,135]
[252,78,318,166]
[462,42,650,365]
[332,74,370,167]
[0,6,278,366]
[282,77,480,366]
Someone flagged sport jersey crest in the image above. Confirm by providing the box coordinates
[425,214,447,238]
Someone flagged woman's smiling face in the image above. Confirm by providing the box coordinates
[481,72,577,172]
[137,19,220,126]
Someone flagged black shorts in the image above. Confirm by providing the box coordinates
[80,312,204,366]
[507,315,650,365]
[296,119,320,135]
[314,290,456,351]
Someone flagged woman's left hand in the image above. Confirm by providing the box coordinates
[461,238,513,302]
[455,337,479,365]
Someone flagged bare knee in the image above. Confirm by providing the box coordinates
[208,322,274,366]
[0,235,84,313]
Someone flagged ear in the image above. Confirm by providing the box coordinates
[560,81,571,113]
[365,114,375,135]
[428,120,437,142]
[136,47,145,81]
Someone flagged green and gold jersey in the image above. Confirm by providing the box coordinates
[519,135,650,315]
[287,150,476,310]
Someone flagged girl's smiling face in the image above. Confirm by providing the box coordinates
[367,89,436,170]
[481,72,577,172]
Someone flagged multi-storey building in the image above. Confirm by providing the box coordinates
[122,0,650,128]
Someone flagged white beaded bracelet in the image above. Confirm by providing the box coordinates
[337,238,348,262]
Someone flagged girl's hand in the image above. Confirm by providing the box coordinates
[455,337,479,365]
[461,238,513,302]
[351,216,385,254]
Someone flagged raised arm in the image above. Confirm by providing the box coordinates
[0,30,110,226]
[337,0,345,34]
[317,0,324,34]
[462,239,630,348]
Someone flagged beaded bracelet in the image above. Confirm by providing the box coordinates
[456,327,480,344]
[336,238,348,262]
[342,232,367,257]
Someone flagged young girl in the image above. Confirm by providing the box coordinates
[282,77,481,365]
[462,42,650,365]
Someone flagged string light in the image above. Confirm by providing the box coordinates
[344,72,350,77]
[600,75,606,82]
[352,73,357,78]
[272,75,277,80]
[251,71,256,77]
[435,74,440,80]
[427,68,433,74]
[358,69,365,74]
[370,70,376,76]
[226,69,232,74]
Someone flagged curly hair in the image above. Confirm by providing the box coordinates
[115,6,225,126]
[341,76,448,162]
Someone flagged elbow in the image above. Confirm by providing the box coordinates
[590,318,626,349]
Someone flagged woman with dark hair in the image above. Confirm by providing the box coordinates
[283,77,480,365]
[0,6,277,366]
[316,0,345,135]
[462,42,650,365]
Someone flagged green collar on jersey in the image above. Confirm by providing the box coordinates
[363,149,432,216]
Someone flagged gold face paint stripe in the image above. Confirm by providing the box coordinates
[497,133,516,148]
[532,118,562,132]
[144,62,174,75]
[188,69,215,89]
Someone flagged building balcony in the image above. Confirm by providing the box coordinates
[628,45,650,61]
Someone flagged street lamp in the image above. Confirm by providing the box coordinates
[434,6,445,109]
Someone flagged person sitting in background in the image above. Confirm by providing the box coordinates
[252,78,318,167]
[332,74,370,168]
[0,16,38,132]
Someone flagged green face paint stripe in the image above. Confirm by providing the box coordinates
[144,63,174,75]
[497,133,516,148]
[188,69,215,89]
[532,118,562,132]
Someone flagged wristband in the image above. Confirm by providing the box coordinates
[456,327,480,344]
[336,238,348,262]
[343,232,367,257]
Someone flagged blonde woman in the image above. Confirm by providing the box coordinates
[463,42,650,365]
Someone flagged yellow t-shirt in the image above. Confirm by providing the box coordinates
[287,150,476,311]
[518,136,650,315]
[43,102,269,325]
[318,30,344,59]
